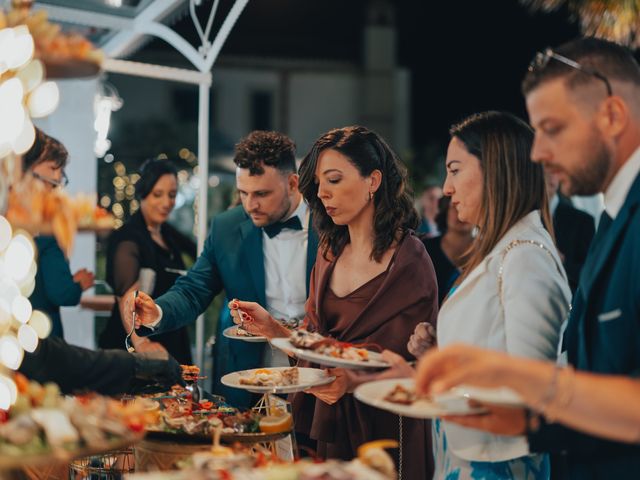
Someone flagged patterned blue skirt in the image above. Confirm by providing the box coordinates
[433,419,549,480]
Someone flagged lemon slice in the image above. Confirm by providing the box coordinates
[259,413,293,434]
[357,439,399,457]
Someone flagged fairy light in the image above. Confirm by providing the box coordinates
[0,26,60,410]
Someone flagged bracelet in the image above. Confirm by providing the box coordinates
[543,365,575,423]
[532,363,561,414]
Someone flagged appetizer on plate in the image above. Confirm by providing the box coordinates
[238,368,299,387]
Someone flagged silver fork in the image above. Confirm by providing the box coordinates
[125,290,139,353]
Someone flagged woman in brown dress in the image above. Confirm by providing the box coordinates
[230,126,438,479]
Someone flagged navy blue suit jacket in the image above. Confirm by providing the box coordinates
[142,205,318,407]
[528,172,640,479]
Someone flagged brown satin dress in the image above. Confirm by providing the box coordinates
[291,234,436,480]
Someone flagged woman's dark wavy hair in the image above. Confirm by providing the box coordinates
[299,126,419,262]
[136,159,177,200]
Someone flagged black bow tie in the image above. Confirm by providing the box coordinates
[263,216,303,238]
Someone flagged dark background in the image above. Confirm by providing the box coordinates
[150,0,581,150]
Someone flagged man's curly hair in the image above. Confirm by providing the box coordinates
[233,130,296,175]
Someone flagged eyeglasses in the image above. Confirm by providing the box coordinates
[529,48,613,97]
[31,170,69,188]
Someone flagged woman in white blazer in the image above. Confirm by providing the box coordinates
[422,112,571,479]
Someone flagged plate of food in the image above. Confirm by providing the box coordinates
[354,378,487,419]
[222,325,268,343]
[449,385,525,407]
[270,330,389,369]
[221,367,336,394]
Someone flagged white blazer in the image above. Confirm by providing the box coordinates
[437,210,571,462]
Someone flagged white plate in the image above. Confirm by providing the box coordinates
[354,378,486,419]
[450,385,525,407]
[222,326,267,343]
[221,367,336,394]
[270,337,389,369]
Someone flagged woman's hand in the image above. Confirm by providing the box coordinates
[228,299,290,338]
[306,368,349,405]
[342,350,416,392]
[73,268,95,290]
[407,322,437,358]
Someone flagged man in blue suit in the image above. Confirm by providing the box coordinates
[428,38,640,480]
[129,131,318,407]
[522,37,640,480]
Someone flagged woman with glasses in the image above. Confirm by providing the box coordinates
[420,111,571,479]
[98,159,196,364]
[22,128,95,338]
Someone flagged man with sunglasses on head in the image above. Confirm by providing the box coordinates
[23,128,95,338]
[416,38,640,480]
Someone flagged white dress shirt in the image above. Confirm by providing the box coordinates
[604,145,640,219]
[262,199,309,367]
[263,199,309,326]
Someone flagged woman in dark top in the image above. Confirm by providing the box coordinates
[99,160,196,364]
[229,126,438,479]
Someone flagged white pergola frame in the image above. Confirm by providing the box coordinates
[37,0,250,369]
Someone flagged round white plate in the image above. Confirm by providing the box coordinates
[222,326,267,343]
[450,385,525,407]
[221,367,336,394]
[354,378,486,419]
[270,337,389,369]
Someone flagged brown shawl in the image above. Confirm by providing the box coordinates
[291,232,438,478]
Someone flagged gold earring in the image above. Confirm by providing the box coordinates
[369,191,373,201]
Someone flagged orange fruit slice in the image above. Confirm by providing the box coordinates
[357,439,399,457]
[259,413,293,434]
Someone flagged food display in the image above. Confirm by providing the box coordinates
[127,440,397,479]
[142,385,293,442]
[0,5,103,73]
[0,374,148,466]
[238,368,299,388]
[6,179,114,255]
[71,193,115,230]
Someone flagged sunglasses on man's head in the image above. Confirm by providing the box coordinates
[529,47,613,96]
[31,170,69,188]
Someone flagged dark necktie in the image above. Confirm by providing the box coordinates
[263,216,303,238]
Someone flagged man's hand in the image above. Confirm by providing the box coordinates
[133,337,167,354]
[443,404,527,436]
[132,350,184,388]
[73,269,95,290]
[123,290,160,328]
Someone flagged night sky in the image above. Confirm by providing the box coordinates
[148,0,581,151]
